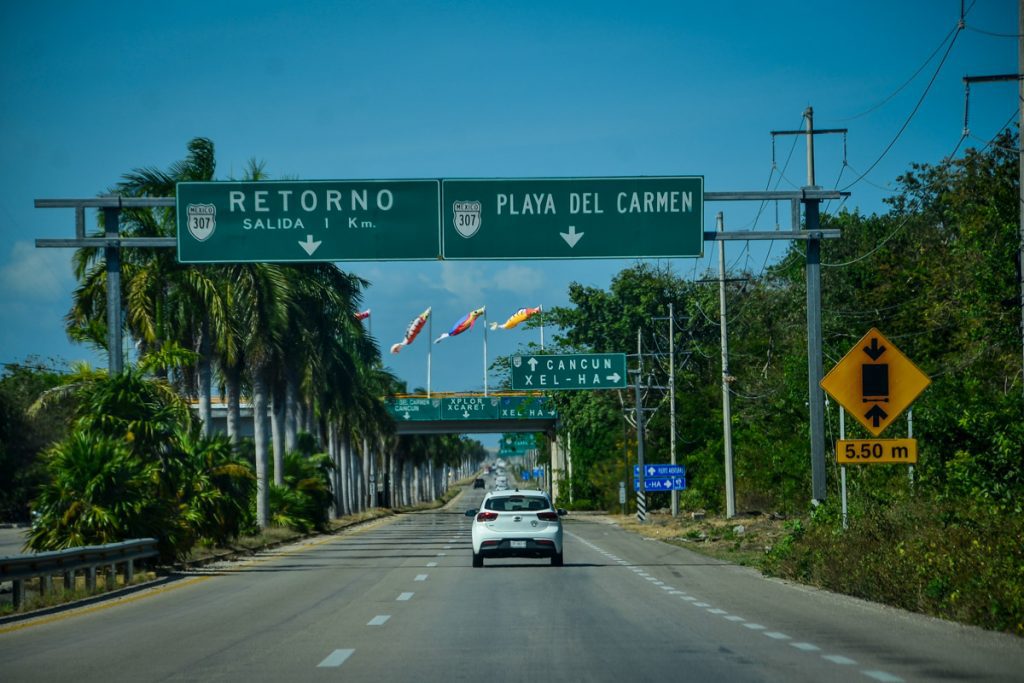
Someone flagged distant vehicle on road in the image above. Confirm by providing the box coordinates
[473,478,486,489]
[465,489,566,567]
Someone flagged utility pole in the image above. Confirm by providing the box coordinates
[717,212,736,518]
[104,206,123,374]
[771,107,847,503]
[804,106,827,503]
[963,0,1024,395]
[668,302,678,518]
[634,327,647,523]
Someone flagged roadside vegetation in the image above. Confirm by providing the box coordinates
[530,128,1023,635]
[0,139,484,601]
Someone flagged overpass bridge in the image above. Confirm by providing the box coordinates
[385,393,558,436]
[385,393,568,501]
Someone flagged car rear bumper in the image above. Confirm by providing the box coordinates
[477,538,560,558]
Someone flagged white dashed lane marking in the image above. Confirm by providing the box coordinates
[367,615,390,626]
[396,592,414,601]
[317,649,355,668]
[576,534,905,683]
[791,642,820,652]
[415,574,428,581]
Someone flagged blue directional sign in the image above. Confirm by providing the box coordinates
[634,464,685,477]
[633,475,686,491]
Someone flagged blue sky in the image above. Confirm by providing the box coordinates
[0,1,1017,421]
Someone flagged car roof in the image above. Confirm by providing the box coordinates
[481,488,548,500]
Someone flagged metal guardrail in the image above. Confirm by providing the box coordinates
[0,538,159,610]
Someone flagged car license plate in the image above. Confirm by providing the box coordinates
[510,540,526,549]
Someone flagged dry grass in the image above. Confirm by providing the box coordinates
[0,571,157,616]
[598,510,791,568]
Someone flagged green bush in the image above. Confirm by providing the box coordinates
[27,367,254,562]
[765,497,1024,635]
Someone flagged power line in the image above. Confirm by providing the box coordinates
[821,209,915,268]
[965,23,1023,38]
[834,22,960,123]
[841,160,898,192]
[822,119,975,270]
[967,107,1022,153]
[840,20,963,192]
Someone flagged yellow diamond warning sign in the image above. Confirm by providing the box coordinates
[820,328,931,437]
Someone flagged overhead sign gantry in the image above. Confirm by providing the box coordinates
[175,176,703,263]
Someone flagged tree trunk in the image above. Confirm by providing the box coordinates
[252,370,270,528]
[339,428,352,516]
[399,458,408,507]
[284,362,299,454]
[304,399,315,437]
[386,449,396,508]
[197,317,213,438]
[328,426,341,519]
[271,385,285,486]
[362,437,374,509]
[225,363,242,444]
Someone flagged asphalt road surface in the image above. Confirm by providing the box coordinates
[0,527,30,556]
[1,487,1021,682]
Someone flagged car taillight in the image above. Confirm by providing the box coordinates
[536,511,559,522]
[476,511,499,522]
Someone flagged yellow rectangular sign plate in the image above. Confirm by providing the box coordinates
[837,438,918,464]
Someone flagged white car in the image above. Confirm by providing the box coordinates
[465,489,565,567]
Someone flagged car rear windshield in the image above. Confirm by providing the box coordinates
[485,496,550,512]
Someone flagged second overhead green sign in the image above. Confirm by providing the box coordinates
[442,177,704,259]
[511,353,628,390]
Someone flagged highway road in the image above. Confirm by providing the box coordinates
[0,527,30,556]
[1,486,1021,682]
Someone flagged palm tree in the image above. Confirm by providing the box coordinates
[229,262,290,527]
[29,363,254,560]
[27,430,162,551]
[67,138,225,436]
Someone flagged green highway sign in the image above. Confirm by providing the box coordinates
[511,353,628,390]
[442,177,704,259]
[384,395,555,422]
[496,395,556,419]
[176,177,705,263]
[501,433,537,450]
[386,397,441,422]
[441,396,498,420]
[176,180,441,263]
